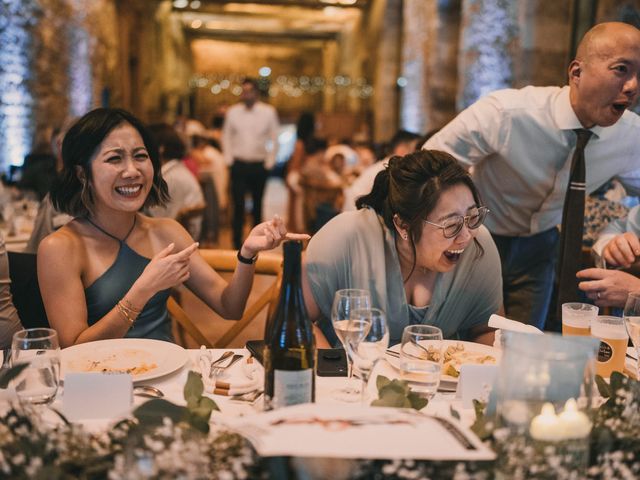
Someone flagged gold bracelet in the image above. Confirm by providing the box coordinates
[116,301,136,327]
[121,298,142,315]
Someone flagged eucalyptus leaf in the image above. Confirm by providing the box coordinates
[376,375,391,391]
[184,370,204,403]
[371,389,408,408]
[134,399,187,426]
[407,392,428,411]
[0,363,28,389]
[371,376,428,410]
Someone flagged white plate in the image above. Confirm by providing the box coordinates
[386,340,501,383]
[61,339,188,383]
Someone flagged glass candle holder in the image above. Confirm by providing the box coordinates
[494,332,598,479]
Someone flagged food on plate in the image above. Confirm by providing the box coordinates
[66,349,158,376]
[419,342,496,377]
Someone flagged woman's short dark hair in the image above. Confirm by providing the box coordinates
[356,149,484,277]
[51,108,169,216]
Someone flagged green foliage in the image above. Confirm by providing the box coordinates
[370,375,429,411]
[133,370,219,434]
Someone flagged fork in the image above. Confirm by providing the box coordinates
[209,354,244,379]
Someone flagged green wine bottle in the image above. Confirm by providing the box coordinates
[263,240,315,410]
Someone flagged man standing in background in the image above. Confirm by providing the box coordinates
[424,22,640,330]
[223,78,279,250]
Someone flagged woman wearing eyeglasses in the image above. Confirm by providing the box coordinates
[302,149,502,346]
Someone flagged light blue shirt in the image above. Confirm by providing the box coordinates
[425,86,640,236]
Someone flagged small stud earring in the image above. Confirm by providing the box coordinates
[402,233,408,240]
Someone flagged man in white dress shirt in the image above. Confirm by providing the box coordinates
[223,78,279,249]
[424,22,640,329]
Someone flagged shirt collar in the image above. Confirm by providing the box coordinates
[553,86,603,139]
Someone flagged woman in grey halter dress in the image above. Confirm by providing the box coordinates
[38,108,306,348]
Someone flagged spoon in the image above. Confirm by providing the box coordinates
[133,385,164,398]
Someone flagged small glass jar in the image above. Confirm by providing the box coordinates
[494,332,598,479]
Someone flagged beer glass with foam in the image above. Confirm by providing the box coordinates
[562,303,598,336]
[591,316,629,377]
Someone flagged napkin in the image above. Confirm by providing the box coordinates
[212,357,261,396]
[489,314,543,348]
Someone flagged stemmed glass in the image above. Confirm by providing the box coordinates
[11,328,60,405]
[347,308,389,403]
[331,289,371,401]
[623,292,640,379]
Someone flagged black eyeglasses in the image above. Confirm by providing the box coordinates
[423,206,490,238]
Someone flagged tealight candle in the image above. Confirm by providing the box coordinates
[557,398,591,439]
[529,402,565,441]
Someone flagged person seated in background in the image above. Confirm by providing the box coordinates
[578,203,640,308]
[300,138,344,232]
[303,150,502,347]
[343,129,422,212]
[25,118,76,254]
[190,134,229,214]
[146,124,205,240]
[39,108,306,348]
[0,232,23,349]
[17,132,57,201]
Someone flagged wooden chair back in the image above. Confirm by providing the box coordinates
[168,249,283,348]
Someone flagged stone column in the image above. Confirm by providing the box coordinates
[0,0,39,169]
[370,0,401,142]
[457,0,518,110]
[400,0,461,134]
[399,0,435,134]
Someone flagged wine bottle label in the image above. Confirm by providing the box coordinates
[273,369,313,408]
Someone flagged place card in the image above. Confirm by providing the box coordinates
[62,373,133,421]
[456,364,498,408]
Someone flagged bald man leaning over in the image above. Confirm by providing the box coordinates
[425,22,640,329]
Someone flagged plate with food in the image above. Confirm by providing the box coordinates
[385,340,500,383]
[61,338,188,383]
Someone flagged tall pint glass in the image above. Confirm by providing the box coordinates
[591,316,628,377]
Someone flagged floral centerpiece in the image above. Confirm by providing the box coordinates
[0,369,260,479]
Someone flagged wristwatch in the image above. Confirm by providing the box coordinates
[237,250,258,265]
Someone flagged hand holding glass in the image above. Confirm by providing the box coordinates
[399,325,443,400]
[11,328,60,405]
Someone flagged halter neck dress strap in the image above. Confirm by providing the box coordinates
[85,215,137,243]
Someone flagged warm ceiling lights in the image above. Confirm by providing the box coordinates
[320,0,357,4]
[173,0,188,8]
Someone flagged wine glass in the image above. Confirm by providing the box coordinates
[347,308,389,403]
[11,328,60,405]
[331,289,371,401]
[623,292,640,379]
[399,325,443,400]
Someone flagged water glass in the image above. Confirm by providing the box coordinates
[623,292,640,379]
[349,308,389,402]
[11,328,60,405]
[331,289,371,401]
[562,303,598,336]
[591,316,628,378]
[399,325,443,399]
